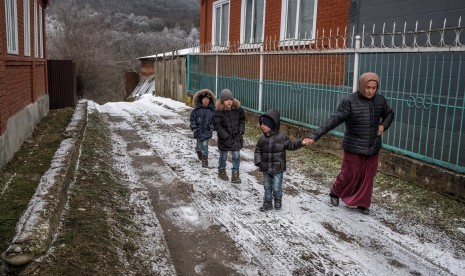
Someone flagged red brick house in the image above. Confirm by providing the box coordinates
[197,0,350,89]
[0,0,49,167]
[200,0,350,47]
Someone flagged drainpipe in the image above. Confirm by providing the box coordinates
[352,35,361,92]
[258,44,264,111]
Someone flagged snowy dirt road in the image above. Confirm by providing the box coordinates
[93,95,464,276]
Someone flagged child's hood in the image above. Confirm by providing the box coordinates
[192,89,216,109]
[260,109,281,132]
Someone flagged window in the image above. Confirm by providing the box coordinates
[280,0,317,41]
[5,0,19,54]
[241,0,265,44]
[212,0,229,47]
[39,4,43,58]
[34,0,38,57]
[24,0,31,56]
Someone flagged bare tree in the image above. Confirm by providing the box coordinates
[47,0,200,103]
[47,1,126,103]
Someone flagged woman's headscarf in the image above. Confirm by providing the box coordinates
[358,72,380,94]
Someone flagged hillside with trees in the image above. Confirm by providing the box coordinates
[46,0,200,103]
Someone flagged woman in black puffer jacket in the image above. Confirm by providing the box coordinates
[304,72,394,215]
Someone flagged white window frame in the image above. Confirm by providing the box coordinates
[24,0,31,56]
[280,0,318,44]
[34,0,38,57]
[5,0,19,54]
[212,0,230,50]
[240,0,266,47]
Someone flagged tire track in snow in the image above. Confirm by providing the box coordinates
[92,108,177,276]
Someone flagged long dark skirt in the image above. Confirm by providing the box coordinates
[331,150,380,208]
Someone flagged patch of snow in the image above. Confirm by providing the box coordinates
[93,94,465,276]
[166,206,212,231]
[13,139,74,239]
[0,173,15,198]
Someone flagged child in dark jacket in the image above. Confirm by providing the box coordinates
[190,89,216,167]
[254,109,305,211]
[213,89,246,183]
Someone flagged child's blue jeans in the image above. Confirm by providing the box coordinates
[263,172,284,200]
[195,139,209,156]
[218,150,240,172]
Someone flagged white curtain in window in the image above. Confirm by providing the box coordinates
[299,0,313,39]
[221,3,229,45]
[5,0,18,53]
[286,0,297,39]
[285,0,314,40]
[245,0,253,42]
[244,0,264,43]
[34,0,38,57]
[215,6,222,45]
[24,0,31,56]
[39,5,43,58]
[214,2,229,46]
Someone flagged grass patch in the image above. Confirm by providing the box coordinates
[0,108,74,254]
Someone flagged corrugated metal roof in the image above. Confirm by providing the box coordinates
[138,47,195,60]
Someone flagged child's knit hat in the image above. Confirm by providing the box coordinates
[260,116,275,129]
[220,89,234,103]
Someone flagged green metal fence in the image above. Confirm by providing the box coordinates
[186,26,465,173]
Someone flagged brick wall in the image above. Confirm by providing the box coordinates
[200,0,213,45]
[5,61,32,115]
[198,0,350,86]
[316,0,350,33]
[0,0,48,135]
[264,0,283,39]
[33,60,47,101]
[200,0,350,45]
[140,59,155,78]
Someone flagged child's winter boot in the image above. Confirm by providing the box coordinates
[218,168,229,181]
[274,197,282,210]
[196,151,202,160]
[202,155,208,168]
[231,171,241,184]
[260,198,273,212]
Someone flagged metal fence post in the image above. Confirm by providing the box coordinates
[352,35,361,92]
[259,44,264,111]
[186,55,191,93]
[215,54,219,98]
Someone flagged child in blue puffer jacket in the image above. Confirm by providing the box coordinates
[190,89,216,167]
